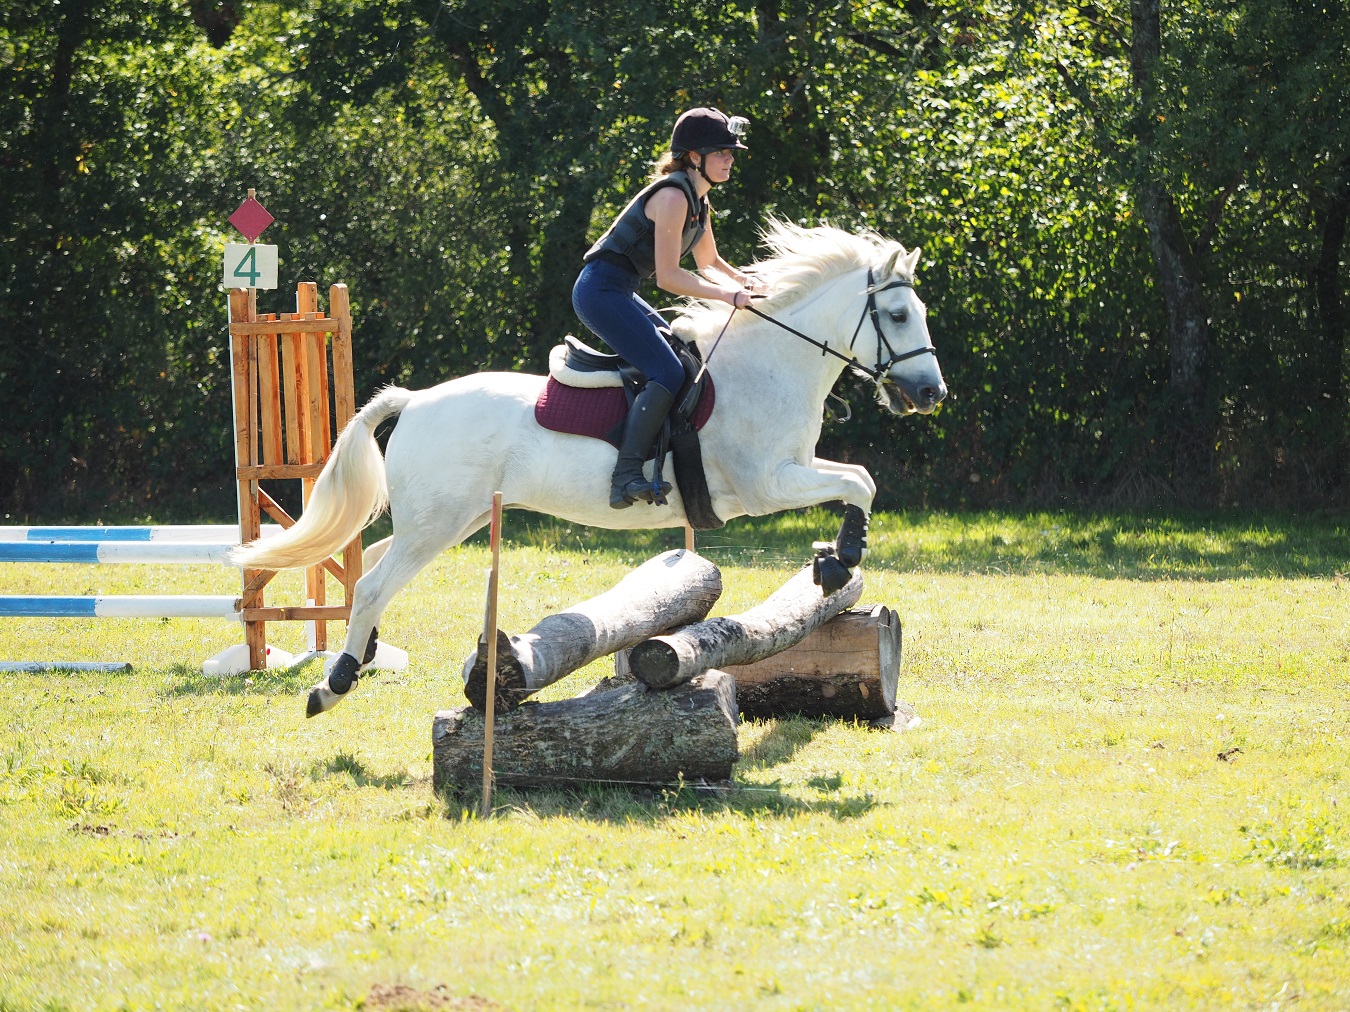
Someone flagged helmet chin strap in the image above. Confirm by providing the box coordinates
[692,153,720,187]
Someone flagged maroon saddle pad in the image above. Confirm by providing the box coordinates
[534,376,716,456]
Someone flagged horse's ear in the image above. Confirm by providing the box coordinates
[904,247,922,276]
[879,245,904,282]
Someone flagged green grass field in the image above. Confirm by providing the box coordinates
[1,510,1347,1010]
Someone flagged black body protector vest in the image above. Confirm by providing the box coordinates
[584,170,708,279]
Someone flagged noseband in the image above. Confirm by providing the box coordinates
[744,266,937,386]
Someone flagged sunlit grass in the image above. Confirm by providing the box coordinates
[1,509,1347,1009]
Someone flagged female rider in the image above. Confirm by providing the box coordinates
[572,107,759,509]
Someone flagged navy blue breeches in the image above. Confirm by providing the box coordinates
[571,258,684,395]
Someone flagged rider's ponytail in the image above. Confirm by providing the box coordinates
[651,151,695,180]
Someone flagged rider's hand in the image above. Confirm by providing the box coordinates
[728,288,750,309]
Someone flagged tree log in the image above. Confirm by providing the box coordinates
[728,605,901,720]
[462,548,722,711]
[433,670,738,792]
[628,565,864,690]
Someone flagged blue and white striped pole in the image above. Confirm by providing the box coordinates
[0,524,261,542]
[0,595,242,619]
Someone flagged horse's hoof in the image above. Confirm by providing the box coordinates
[814,554,851,595]
[306,652,362,717]
[306,683,342,718]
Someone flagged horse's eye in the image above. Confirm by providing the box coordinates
[889,309,909,324]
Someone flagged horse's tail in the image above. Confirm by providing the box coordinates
[229,386,414,571]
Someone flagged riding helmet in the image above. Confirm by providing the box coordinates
[670,108,750,156]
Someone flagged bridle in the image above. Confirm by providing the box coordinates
[742,266,937,386]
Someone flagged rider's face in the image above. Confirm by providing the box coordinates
[698,149,736,182]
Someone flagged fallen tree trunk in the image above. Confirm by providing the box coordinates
[433,670,738,792]
[462,548,722,711]
[628,565,864,690]
[728,605,901,720]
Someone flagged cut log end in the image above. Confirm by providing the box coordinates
[729,605,905,721]
[461,628,529,712]
[626,638,681,690]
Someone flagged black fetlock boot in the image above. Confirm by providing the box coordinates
[834,504,869,568]
[610,382,676,508]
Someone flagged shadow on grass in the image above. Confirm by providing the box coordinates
[438,779,882,823]
[738,715,826,769]
[314,749,413,791]
[485,507,1349,581]
[159,659,322,698]
[432,714,884,824]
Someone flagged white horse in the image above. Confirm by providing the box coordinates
[231,220,947,716]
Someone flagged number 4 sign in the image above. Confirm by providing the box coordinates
[223,243,278,291]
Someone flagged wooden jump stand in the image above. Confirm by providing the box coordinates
[227,282,362,672]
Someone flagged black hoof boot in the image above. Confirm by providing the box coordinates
[362,627,380,665]
[813,548,852,595]
[834,504,869,569]
[307,651,361,718]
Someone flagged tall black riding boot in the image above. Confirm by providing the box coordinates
[610,382,676,508]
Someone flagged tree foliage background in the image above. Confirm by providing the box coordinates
[2,0,1346,521]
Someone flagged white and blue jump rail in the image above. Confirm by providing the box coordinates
[0,525,247,567]
[0,525,276,616]
[0,524,297,674]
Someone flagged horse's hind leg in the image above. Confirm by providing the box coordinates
[305,519,484,717]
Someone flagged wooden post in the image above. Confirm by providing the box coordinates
[328,285,362,610]
[629,564,864,690]
[480,492,504,817]
[229,288,267,670]
[296,284,324,650]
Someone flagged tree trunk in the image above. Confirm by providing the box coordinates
[629,565,864,690]
[433,670,739,793]
[1131,0,1215,497]
[462,549,723,712]
[1313,167,1349,485]
[1136,178,1214,491]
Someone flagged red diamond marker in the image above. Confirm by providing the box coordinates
[229,190,274,243]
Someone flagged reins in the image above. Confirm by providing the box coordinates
[742,266,936,384]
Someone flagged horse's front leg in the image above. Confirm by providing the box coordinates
[811,457,874,566]
[747,459,876,594]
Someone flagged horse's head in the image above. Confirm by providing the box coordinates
[856,245,947,416]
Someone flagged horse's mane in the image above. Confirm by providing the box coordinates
[674,219,910,340]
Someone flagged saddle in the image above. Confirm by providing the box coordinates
[535,332,724,530]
